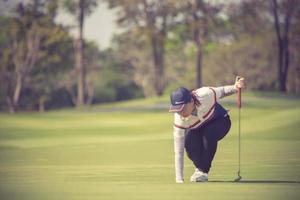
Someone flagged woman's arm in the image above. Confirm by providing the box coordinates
[173,126,186,183]
[211,76,245,100]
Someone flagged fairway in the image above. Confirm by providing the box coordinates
[0,93,300,200]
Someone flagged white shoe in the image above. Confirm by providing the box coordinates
[190,168,208,182]
[176,179,184,183]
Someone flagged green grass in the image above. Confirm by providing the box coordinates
[0,92,300,200]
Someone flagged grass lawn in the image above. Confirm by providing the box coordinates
[0,92,300,199]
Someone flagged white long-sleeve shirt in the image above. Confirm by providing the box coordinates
[173,85,237,182]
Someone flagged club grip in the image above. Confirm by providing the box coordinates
[237,88,241,108]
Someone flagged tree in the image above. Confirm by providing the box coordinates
[2,3,46,112]
[0,17,14,112]
[91,46,144,103]
[63,0,98,107]
[0,0,74,112]
[106,0,181,96]
[287,2,300,93]
[227,0,299,93]
[29,30,73,112]
[110,31,156,97]
[271,0,297,92]
[184,0,219,88]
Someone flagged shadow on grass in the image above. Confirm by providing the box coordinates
[209,180,300,184]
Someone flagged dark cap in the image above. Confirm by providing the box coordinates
[169,87,192,112]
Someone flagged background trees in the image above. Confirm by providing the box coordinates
[105,0,184,96]
[63,0,98,107]
[271,0,299,92]
[0,0,299,112]
[0,1,72,112]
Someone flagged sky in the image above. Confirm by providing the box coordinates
[0,0,119,50]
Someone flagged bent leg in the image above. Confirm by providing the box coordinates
[198,116,231,173]
[184,128,204,169]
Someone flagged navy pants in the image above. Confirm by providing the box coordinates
[185,116,231,173]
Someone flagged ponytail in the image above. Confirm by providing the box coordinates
[191,91,200,107]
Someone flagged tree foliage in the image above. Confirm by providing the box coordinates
[105,0,184,96]
[0,0,299,112]
[0,1,72,112]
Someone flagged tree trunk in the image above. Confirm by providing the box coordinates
[272,0,293,92]
[151,34,165,96]
[192,1,207,89]
[296,67,300,94]
[86,80,94,105]
[279,68,287,91]
[143,1,166,96]
[196,46,202,88]
[66,81,77,106]
[277,38,286,91]
[12,72,23,111]
[282,7,291,92]
[194,28,202,88]
[6,97,15,113]
[76,0,86,107]
[39,97,45,112]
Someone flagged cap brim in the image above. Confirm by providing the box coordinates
[169,104,185,112]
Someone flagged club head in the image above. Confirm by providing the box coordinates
[234,175,242,182]
[234,171,242,182]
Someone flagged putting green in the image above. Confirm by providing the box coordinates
[0,93,299,200]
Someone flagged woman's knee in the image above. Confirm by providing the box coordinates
[204,117,231,141]
[202,135,217,149]
[218,117,231,140]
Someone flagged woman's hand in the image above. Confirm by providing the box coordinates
[234,76,245,90]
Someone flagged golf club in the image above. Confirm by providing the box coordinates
[234,85,242,182]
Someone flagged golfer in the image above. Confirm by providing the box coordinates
[169,76,245,183]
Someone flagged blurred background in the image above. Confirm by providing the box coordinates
[0,1,300,199]
[0,0,299,113]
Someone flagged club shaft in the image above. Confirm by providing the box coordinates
[238,107,241,173]
[237,87,242,178]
